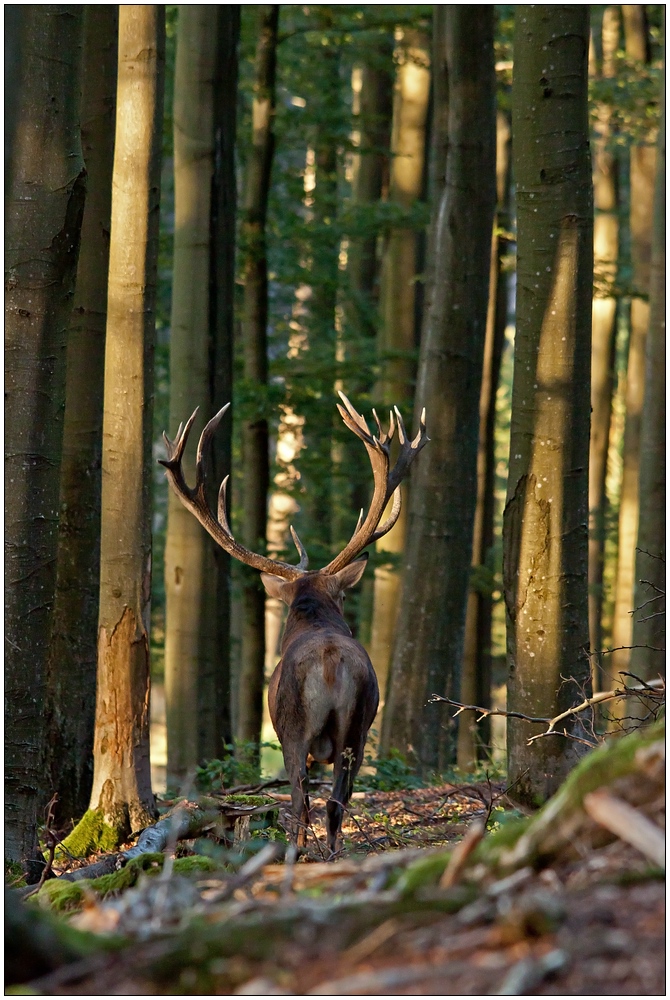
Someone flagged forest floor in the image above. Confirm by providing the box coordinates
[9,734,665,997]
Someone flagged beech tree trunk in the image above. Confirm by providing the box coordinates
[164,4,219,788]
[457,109,511,769]
[5,4,86,862]
[381,8,496,771]
[588,6,620,687]
[47,5,118,824]
[87,5,165,842]
[630,62,665,681]
[609,6,656,684]
[207,6,241,750]
[369,26,431,711]
[237,5,279,747]
[504,6,593,806]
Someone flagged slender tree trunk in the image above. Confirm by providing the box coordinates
[609,6,656,683]
[381,8,496,771]
[85,5,165,846]
[47,5,118,825]
[164,5,219,788]
[457,109,511,769]
[207,6,241,752]
[237,5,279,747]
[630,59,665,680]
[5,4,86,862]
[369,26,431,712]
[588,7,620,688]
[504,6,593,807]
[346,44,393,352]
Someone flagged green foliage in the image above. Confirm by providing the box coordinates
[360,748,424,791]
[196,740,282,791]
[5,859,26,888]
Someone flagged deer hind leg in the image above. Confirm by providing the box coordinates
[326,727,367,857]
[283,745,311,848]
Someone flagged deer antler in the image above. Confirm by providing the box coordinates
[160,404,307,581]
[322,392,428,575]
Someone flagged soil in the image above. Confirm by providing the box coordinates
[21,778,665,996]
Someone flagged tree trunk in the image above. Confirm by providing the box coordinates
[46,5,118,825]
[5,5,86,862]
[588,6,620,688]
[457,109,511,769]
[237,5,279,747]
[164,4,219,789]
[346,43,393,353]
[630,61,665,680]
[381,8,496,771]
[207,6,241,752]
[86,5,165,846]
[609,6,656,684]
[504,6,593,807]
[369,26,431,712]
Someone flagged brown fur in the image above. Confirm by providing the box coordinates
[263,564,378,855]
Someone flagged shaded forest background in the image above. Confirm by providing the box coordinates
[4,3,665,867]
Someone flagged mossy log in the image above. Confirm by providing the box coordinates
[396,721,664,894]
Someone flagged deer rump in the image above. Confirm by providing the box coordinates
[269,631,379,852]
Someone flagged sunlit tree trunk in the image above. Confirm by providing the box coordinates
[85,5,164,847]
[610,5,656,683]
[369,26,431,713]
[382,8,496,771]
[5,4,86,862]
[47,5,118,824]
[504,6,593,807]
[207,6,241,750]
[630,64,665,681]
[588,7,620,688]
[237,5,279,747]
[457,109,511,769]
[164,5,218,788]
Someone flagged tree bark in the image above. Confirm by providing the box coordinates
[46,4,118,827]
[588,7,620,688]
[504,6,593,806]
[457,109,511,769]
[630,60,665,680]
[87,4,165,842]
[5,5,86,861]
[164,4,219,789]
[381,8,496,771]
[369,26,431,713]
[609,6,656,684]
[237,5,279,747]
[207,6,241,752]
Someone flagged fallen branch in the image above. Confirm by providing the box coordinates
[583,789,665,869]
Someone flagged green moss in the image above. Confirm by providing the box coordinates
[172,855,221,876]
[31,853,167,913]
[221,794,276,808]
[56,808,123,860]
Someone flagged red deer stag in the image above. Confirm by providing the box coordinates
[160,392,428,855]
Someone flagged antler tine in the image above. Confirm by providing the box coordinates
[290,526,309,570]
[387,404,430,495]
[323,397,428,574]
[369,486,402,544]
[160,404,305,581]
[336,391,374,442]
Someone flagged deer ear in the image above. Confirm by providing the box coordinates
[333,554,369,592]
[261,573,294,604]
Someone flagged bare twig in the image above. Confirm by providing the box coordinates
[431,678,665,748]
[24,794,59,899]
